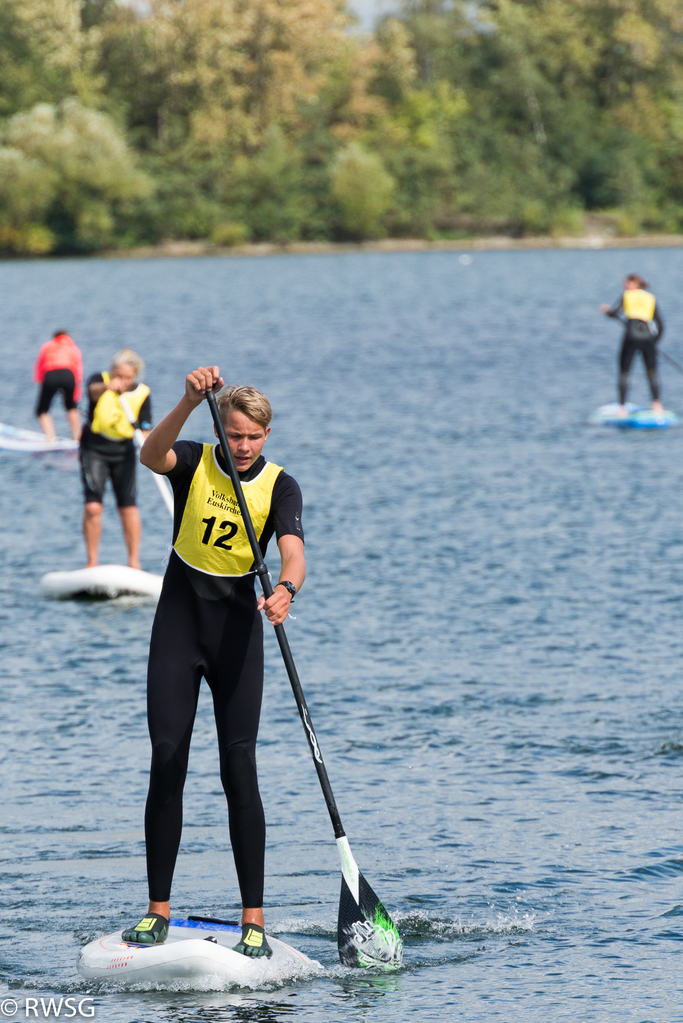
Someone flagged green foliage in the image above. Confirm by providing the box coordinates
[331,144,395,239]
[1,99,151,252]
[224,129,313,242]
[211,222,249,247]
[392,0,683,234]
[0,0,101,116]
[0,147,56,252]
[2,0,683,248]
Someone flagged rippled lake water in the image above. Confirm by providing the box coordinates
[2,246,683,1022]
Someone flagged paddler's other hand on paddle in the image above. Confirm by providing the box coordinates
[258,586,292,626]
[257,535,305,626]
[599,303,611,314]
[186,365,223,404]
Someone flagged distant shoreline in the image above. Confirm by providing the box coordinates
[4,233,683,263]
[97,233,683,260]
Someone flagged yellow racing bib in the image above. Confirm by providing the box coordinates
[622,289,656,322]
[174,444,283,577]
[91,372,150,440]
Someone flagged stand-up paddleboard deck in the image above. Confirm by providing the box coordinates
[590,403,680,428]
[41,565,163,600]
[78,917,322,989]
[0,422,79,451]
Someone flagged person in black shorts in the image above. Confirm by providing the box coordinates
[121,366,305,958]
[33,331,83,441]
[600,274,665,415]
[80,348,152,568]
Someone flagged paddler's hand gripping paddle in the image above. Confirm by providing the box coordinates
[206,386,402,970]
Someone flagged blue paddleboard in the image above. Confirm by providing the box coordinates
[589,403,680,429]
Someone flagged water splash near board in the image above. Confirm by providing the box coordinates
[77,917,323,990]
[589,403,680,428]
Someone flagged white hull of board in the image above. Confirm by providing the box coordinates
[41,565,163,599]
[78,919,321,989]
[0,422,78,452]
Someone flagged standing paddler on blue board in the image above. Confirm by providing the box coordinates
[600,273,665,416]
[122,366,305,958]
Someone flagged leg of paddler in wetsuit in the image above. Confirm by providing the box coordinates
[122,366,306,955]
[618,336,637,407]
[641,339,664,415]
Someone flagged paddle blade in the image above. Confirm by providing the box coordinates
[336,838,402,970]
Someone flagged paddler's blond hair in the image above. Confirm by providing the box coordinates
[111,348,145,379]
[217,384,272,430]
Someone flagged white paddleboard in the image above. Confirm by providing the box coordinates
[589,403,680,429]
[40,565,163,600]
[0,422,78,452]
[78,917,321,989]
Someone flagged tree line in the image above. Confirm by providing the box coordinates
[1,0,682,254]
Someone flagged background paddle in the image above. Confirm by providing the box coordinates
[660,349,683,377]
[118,392,174,518]
[206,387,402,970]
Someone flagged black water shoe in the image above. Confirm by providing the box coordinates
[121,913,169,945]
[232,922,272,958]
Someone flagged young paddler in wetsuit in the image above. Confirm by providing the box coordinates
[600,274,665,416]
[122,366,305,958]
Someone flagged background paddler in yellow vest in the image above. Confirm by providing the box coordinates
[121,367,306,957]
[600,273,665,417]
[80,348,152,569]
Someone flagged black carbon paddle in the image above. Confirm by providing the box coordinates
[660,349,683,376]
[206,387,402,970]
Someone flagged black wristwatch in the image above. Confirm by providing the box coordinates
[278,580,296,601]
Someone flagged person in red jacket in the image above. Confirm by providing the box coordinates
[33,331,83,441]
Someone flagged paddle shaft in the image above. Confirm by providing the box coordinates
[134,428,174,518]
[117,392,174,518]
[660,350,683,376]
[205,388,345,840]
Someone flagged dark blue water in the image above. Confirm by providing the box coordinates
[2,248,683,1021]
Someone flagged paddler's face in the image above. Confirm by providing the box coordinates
[111,362,137,390]
[218,411,270,472]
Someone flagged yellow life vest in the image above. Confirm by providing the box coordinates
[622,289,656,322]
[174,444,283,577]
[90,372,150,440]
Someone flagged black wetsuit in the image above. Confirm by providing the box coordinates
[607,297,664,404]
[80,374,152,507]
[144,442,303,907]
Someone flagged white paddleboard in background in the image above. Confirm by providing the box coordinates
[0,422,79,452]
[78,917,321,988]
[589,403,680,429]
[41,565,163,600]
